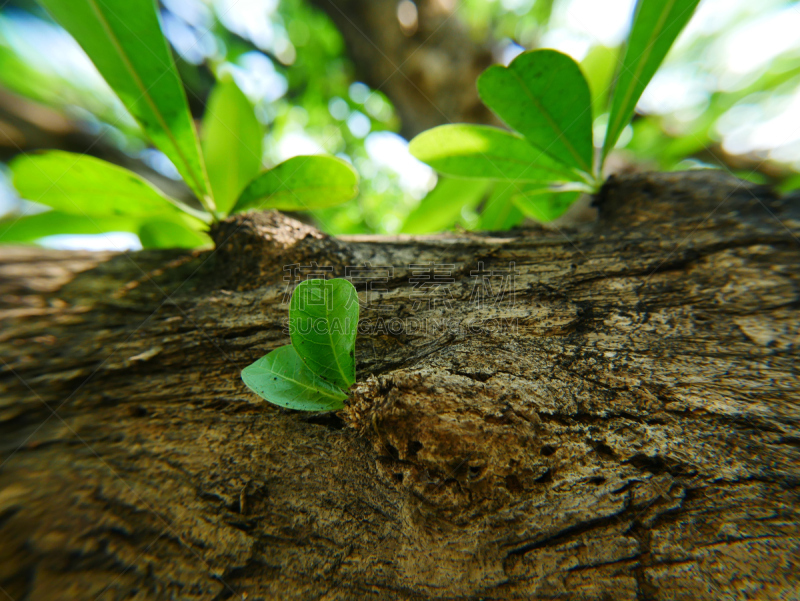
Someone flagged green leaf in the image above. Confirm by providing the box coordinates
[232,156,359,213]
[479,184,524,231]
[512,189,582,223]
[779,173,800,193]
[0,210,140,243]
[409,124,577,183]
[202,75,263,216]
[0,209,208,248]
[602,0,701,164]
[10,151,191,217]
[401,178,490,234]
[289,278,358,390]
[138,218,211,249]
[581,45,619,118]
[37,0,214,209]
[241,345,348,411]
[477,50,594,175]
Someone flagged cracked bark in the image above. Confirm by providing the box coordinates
[1,170,799,600]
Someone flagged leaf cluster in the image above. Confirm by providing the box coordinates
[409,0,701,224]
[1,0,359,248]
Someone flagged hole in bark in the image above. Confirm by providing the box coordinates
[628,453,668,474]
[0,507,20,530]
[683,487,704,503]
[592,442,617,461]
[393,472,404,483]
[778,436,800,449]
[589,476,606,485]
[535,469,553,484]
[407,440,423,457]
[303,413,345,430]
[505,474,523,493]
[540,445,556,456]
[469,465,483,478]
[129,405,148,417]
[385,443,399,460]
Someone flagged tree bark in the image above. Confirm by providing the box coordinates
[1,171,798,600]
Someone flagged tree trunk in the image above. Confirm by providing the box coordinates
[1,171,798,600]
[308,0,498,139]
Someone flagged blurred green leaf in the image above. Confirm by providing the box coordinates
[11,151,195,217]
[0,209,209,248]
[512,189,581,223]
[138,218,211,249]
[202,76,263,216]
[581,45,619,117]
[401,178,490,234]
[242,345,348,411]
[409,124,577,183]
[602,0,702,164]
[779,173,800,192]
[479,184,525,231]
[37,0,214,209]
[232,155,358,212]
[289,278,358,390]
[478,49,594,175]
[0,39,62,106]
[0,210,139,243]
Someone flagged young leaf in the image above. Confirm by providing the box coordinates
[401,178,490,234]
[232,156,358,213]
[10,151,197,218]
[0,211,140,243]
[202,76,263,216]
[409,125,577,183]
[37,0,214,210]
[477,50,594,175]
[290,278,358,390]
[479,184,525,231]
[512,189,582,223]
[242,345,348,411]
[602,0,701,164]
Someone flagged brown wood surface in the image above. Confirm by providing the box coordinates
[1,171,798,600]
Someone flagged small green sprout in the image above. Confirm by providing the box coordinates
[242,279,359,411]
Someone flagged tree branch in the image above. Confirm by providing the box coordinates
[1,171,798,599]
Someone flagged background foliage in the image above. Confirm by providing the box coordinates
[0,0,798,249]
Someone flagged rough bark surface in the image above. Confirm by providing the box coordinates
[1,171,799,600]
